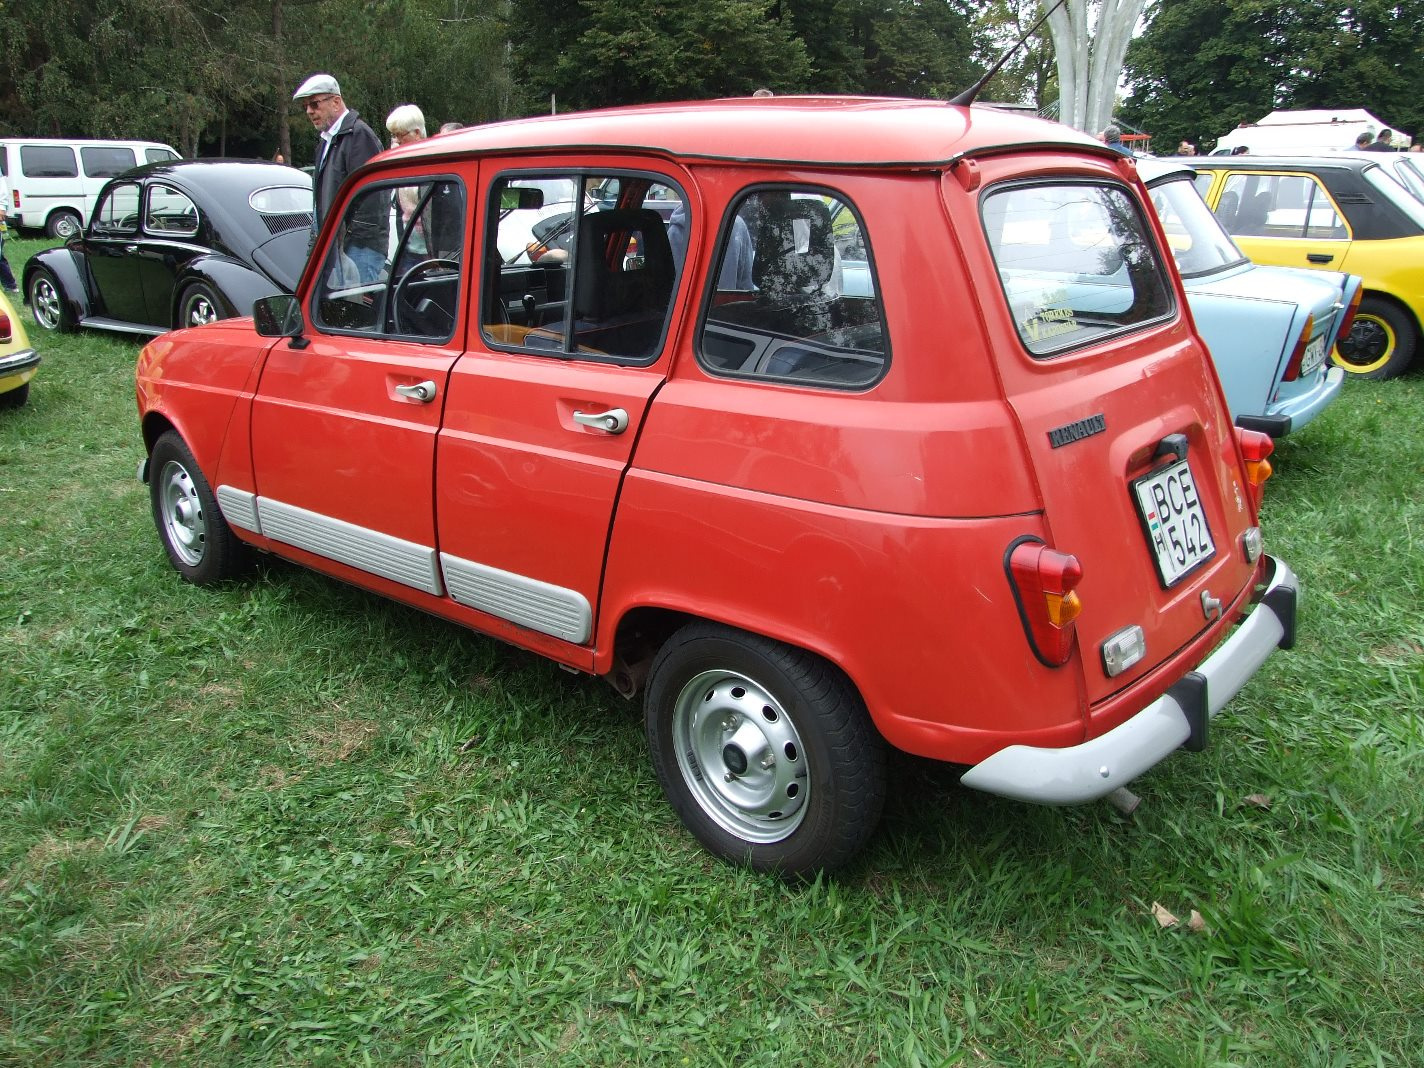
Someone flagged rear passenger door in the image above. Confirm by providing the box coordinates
[431,165,687,658]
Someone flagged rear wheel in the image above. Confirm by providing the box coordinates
[644,622,887,877]
[45,210,81,240]
[1333,297,1416,379]
[27,268,74,333]
[178,283,222,329]
[0,382,29,409]
[149,430,249,584]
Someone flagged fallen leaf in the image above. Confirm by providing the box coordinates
[458,735,483,753]
[1243,793,1272,809]
[1188,910,1207,933]
[1151,901,1179,928]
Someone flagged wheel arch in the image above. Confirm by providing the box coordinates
[170,258,282,328]
[23,248,92,322]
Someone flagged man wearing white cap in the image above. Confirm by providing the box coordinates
[292,72,383,273]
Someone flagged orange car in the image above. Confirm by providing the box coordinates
[136,99,1296,874]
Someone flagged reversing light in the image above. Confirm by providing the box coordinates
[1235,428,1274,488]
[0,310,11,343]
[1101,625,1146,678]
[1280,314,1315,382]
[1006,539,1084,667]
[1242,526,1263,563]
[1334,287,1363,346]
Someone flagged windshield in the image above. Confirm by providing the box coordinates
[1148,176,1247,277]
[1363,164,1424,228]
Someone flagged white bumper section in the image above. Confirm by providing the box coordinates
[959,555,1297,805]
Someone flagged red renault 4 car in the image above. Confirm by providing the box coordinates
[136,98,1296,875]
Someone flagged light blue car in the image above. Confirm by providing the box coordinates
[1140,158,1359,436]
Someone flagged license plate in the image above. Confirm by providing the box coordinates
[1300,334,1327,377]
[1132,459,1216,587]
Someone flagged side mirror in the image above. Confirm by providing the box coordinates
[253,294,307,347]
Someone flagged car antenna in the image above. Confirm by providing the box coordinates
[948,0,1066,108]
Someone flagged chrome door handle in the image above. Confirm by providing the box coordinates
[573,407,629,433]
[395,380,437,403]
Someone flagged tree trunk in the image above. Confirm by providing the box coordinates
[1046,0,1150,134]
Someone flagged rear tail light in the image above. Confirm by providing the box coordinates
[1235,428,1274,510]
[10,189,16,209]
[1334,287,1363,346]
[1280,314,1315,382]
[0,311,10,343]
[1006,538,1083,667]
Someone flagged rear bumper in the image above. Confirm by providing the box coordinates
[1239,366,1345,438]
[0,347,40,393]
[959,554,1296,805]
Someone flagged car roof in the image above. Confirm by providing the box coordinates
[1172,154,1381,173]
[117,157,310,191]
[1135,157,1199,185]
[390,96,1107,168]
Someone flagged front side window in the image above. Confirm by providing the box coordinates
[91,183,141,235]
[81,146,137,178]
[698,187,887,388]
[984,181,1173,357]
[1217,173,1347,239]
[1148,177,1247,277]
[145,183,198,237]
[482,172,684,363]
[313,177,466,341]
[21,145,77,178]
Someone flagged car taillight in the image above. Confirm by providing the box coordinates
[1334,287,1363,346]
[1280,314,1315,382]
[1006,538,1083,667]
[1235,428,1274,499]
[10,189,16,209]
[0,311,11,343]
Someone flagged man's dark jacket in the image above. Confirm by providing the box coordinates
[311,109,383,245]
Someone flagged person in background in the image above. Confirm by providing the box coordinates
[1411,143,1423,153]
[1176,140,1196,156]
[1102,125,1133,156]
[0,172,18,293]
[1230,144,1250,155]
[292,71,383,273]
[1354,130,1375,150]
[438,122,464,134]
[1365,128,1397,152]
[386,104,426,149]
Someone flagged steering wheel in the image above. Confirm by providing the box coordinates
[392,257,460,335]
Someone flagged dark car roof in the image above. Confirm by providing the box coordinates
[1170,154,1382,173]
[385,96,1109,168]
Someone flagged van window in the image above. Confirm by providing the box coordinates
[984,180,1173,357]
[146,148,179,165]
[699,187,888,388]
[92,183,142,235]
[21,145,77,178]
[81,146,138,178]
[482,172,685,363]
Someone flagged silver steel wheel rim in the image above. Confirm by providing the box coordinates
[186,292,218,327]
[31,278,61,330]
[672,668,809,843]
[157,458,206,566]
[54,215,79,238]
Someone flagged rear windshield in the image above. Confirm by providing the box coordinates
[984,181,1173,357]
[1147,176,1247,277]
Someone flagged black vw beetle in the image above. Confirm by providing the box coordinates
[24,159,312,336]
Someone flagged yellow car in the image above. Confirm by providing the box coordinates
[0,287,40,408]
[1186,154,1424,379]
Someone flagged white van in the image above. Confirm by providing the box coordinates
[0,138,181,238]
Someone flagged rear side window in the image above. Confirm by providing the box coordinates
[699,187,888,388]
[146,148,179,164]
[984,181,1172,357]
[21,145,77,178]
[145,183,198,237]
[481,172,685,363]
[1217,173,1347,240]
[81,146,137,178]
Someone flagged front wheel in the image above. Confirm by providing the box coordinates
[28,268,74,333]
[1333,297,1416,379]
[178,282,223,329]
[644,622,887,876]
[149,431,249,584]
[46,210,81,240]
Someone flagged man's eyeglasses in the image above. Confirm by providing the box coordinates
[302,95,334,111]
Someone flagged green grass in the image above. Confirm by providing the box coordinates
[2,254,1421,1065]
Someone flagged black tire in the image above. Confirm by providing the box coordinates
[177,282,223,329]
[0,381,29,409]
[148,430,249,584]
[45,210,81,240]
[644,621,887,877]
[28,268,75,333]
[1333,297,1416,380]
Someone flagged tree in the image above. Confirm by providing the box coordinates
[1045,0,1149,133]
